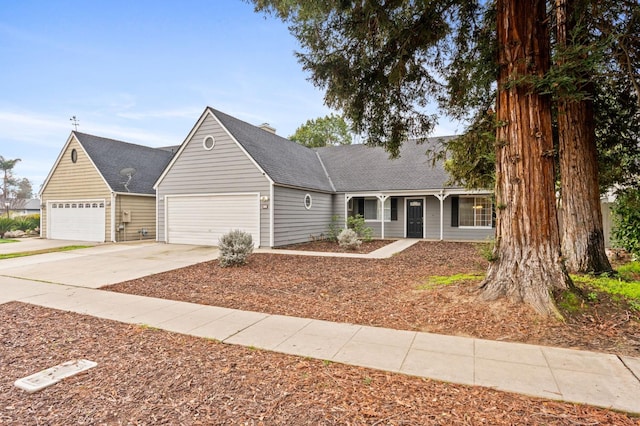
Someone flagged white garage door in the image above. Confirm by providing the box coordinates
[166,194,260,246]
[48,201,106,242]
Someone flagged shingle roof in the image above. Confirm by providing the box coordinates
[209,108,335,192]
[316,137,462,192]
[74,132,174,195]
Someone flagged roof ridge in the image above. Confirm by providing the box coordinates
[315,151,336,192]
[73,131,169,152]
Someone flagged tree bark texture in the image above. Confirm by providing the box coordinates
[481,0,573,317]
[556,0,613,274]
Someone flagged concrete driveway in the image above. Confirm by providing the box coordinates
[0,240,218,288]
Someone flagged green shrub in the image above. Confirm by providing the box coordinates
[476,237,498,262]
[13,218,32,231]
[347,214,373,241]
[23,214,40,230]
[612,188,640,258]
[0,217,15,238]
[327,215,343,242]
[218,229,254,267]
[337,228,361,250]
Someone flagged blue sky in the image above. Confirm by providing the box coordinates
[0,1,461,193]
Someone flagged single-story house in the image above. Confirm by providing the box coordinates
[39,132,175,242]
[3,198,40,217]
[154,107,494,247]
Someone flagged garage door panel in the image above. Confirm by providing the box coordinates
[49,201,105,242]
[167,194,260,246]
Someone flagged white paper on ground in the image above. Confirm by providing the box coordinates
[14,359,97,393]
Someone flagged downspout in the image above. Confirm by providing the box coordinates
[269,183,274,248]
[111,192,117,242]
[155,189,159,242]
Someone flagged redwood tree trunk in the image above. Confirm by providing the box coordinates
[481,0,573,317]
[556,0,613,274]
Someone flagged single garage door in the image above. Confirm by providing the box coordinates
[166,194,260,246]
[48,201,106,242]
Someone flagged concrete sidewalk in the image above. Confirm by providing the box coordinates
[2,278,639,414]
[256,238,421,259]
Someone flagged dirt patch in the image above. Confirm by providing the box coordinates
[107,241,640,357]
[2,302,638,425]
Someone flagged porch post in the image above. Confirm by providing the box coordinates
[344,195,352,229]
[378,195,388,239]
[435,192,448,241]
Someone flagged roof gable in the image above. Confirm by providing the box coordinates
[74,132,174,194]
[209,108,335,192]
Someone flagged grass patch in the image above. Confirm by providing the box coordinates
[0,239,18,244]
[617,261,640,281]
[0,245,92,260]
[417,273,484,290]
[557,290,584,313]
[571,267,640,311]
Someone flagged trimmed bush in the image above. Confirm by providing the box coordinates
[338,228,361,250]
[218,229,254,267]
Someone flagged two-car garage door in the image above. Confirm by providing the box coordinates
[166,194,260,246]
[48,201,106,242]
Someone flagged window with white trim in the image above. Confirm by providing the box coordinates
[459,196,492,228]
[357,197,396,222]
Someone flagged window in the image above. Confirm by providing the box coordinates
[356,197,397,221]
[71,149,78,163]
[459,196,492,228]
[304,193,312,210]
[203,135,215,150]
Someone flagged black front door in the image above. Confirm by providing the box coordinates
[407,199,424,238]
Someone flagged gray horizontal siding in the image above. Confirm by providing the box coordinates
[273,186,333,246]
[437,196,495,241]
[157,113,270,246]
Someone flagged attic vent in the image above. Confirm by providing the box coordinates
[259,123,276,134]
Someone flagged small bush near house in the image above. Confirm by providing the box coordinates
[218,229,254,267]
[327,215,343,242]
[338,228,361,250]
[347,214,373,241]
[612,188,640,258]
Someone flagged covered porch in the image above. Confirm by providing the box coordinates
[342,190,494,241]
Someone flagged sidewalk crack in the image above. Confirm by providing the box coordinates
[618,355,640,383]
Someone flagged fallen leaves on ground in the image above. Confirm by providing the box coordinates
[107,241,640,357]
[2,303,638,425]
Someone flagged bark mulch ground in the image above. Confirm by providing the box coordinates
[2,302,638,425]
[107,241,640,358]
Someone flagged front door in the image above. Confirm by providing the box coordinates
[407,199,424,238]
